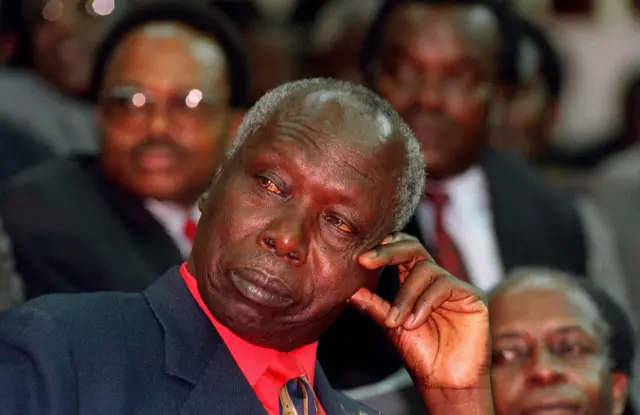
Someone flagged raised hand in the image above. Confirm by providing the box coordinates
[350,233,493,413]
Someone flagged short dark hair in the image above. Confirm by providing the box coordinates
[88,1,251,108]
[516,16,564,100]
[360,0,522,87]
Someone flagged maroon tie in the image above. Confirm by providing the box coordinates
[425,187,470,283]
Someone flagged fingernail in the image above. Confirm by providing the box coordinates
[363,250,377,259]
[386,307,400,326]
[405,313,416,327]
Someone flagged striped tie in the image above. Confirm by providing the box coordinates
[279,374,319,415]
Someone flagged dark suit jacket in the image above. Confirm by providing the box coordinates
[319,148,587,390]
[0,156,183,299]
[0,267,379,415]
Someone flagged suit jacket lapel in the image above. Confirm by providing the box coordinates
[478,148,514,269]
[83,156,183,277]
[315,364,346,415]
[144,268,266,415]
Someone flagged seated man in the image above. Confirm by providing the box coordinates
[490,268,636,415]
[0,2,250,298]
[0,78,493,414]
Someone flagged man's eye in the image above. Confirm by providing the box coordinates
[555,341,591,358]
[324,215,353,233]
[256,176,281,194]
[492,348,522,365]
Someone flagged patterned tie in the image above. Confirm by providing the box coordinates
[279,375,319,415]
[183,217,197,245]
[425,186,470,283]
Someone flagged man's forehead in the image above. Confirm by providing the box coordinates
[384,3,500,57]
[113,22,226,74]
[491,278,607,338]
[277,89,396,144]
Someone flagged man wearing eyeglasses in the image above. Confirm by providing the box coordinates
[0,2,250,299]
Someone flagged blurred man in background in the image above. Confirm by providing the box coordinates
[0,2,250,299]
[0,0,131,154]
[490,268,636,415]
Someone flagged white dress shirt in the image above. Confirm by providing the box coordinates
[415,166,503,292]
[144,200,201,259]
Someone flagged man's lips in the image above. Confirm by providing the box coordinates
[522,401,581,415]
[229,268,295,309]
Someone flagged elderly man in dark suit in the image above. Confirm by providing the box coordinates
[0,2,250,299]
[0,78,494,415]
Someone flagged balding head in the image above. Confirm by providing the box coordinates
[189,78,425,351]
[230,78,425,231]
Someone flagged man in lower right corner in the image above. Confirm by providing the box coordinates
[489,267,636,415]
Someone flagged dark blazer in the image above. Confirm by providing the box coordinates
[319,147,587,390]
[0,156,183,299]
[0,267,379,415]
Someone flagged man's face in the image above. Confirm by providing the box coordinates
[490,279,628,415]
[373,4,497,179]
[97,23,231,207]
[191,94,405,351]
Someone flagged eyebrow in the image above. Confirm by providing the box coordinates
[493,331,525,341]
[553,325,592,336]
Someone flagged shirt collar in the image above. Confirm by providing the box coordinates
[179,263,318,386]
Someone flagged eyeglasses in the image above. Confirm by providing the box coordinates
[99,86,226,130]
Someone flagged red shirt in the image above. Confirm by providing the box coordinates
[179,264,324,414]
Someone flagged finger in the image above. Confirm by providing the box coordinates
[358,239,431,270]
[403,273,484,330]
[387,260,441,328]
[349,287,393,328]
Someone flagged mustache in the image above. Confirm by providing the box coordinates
[129,137,190,160]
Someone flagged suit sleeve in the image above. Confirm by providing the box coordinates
[0,305,79,415]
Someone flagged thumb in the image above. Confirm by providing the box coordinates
[349,287,392,328]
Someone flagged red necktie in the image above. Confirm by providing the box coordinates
[425,186,470,283]
[183,217,197,245]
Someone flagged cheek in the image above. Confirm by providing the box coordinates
[376,77,409,110]
[101,126,141,153]
[446,96,488,131]
[569,359,611,398]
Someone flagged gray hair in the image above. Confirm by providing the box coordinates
[228,78,425,231]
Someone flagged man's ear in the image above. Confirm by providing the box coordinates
[611,372,629,415]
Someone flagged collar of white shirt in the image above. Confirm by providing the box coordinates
[415,165,503,291]
[144,199,201,259]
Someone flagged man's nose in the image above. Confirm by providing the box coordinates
[257,209,308,266]
[525,348,566,387]
[148,104,170,135]
[413,75,446,111]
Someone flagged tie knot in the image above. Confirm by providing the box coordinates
[425,185,449,206]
